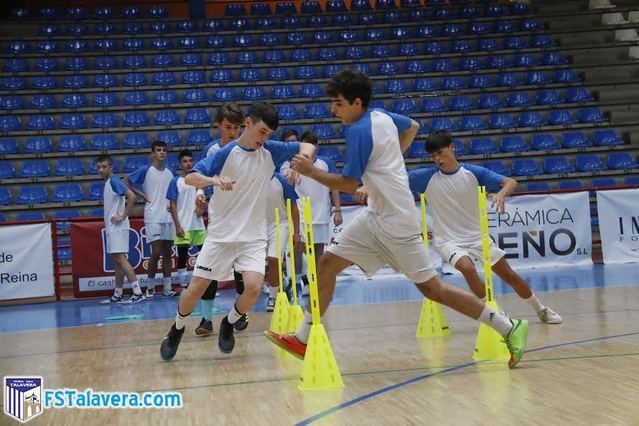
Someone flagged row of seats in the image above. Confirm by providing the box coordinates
[525,176,639,192]
[2,48,566,75]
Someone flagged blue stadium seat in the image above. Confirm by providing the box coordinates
[182,71,205,85]
[405,141,426,159]
[559,181,583,190]
[624,177,639,186]
[59,114,87,129]
[352,63,373,75]
[63,75,88,89]
[431,58,455,73]
[488,55,512,69]
[123,156,150,173]
[203,19,224,32]
[392,99,417,114]
[526,182,551,192]
[59,135,86,152]
[267,67,290,81]
[451,139,466,156]
[213,88,238,102]
[67,7,87,19]
[36,40,59,53]
[576,154,605,172]
[591,178,616,189]
[123,22,142,34]
[275,105,300,120]
[452,40,473,54]
[123,92,149,106]
[122,39,144,51]
[272,85,296,99]
[3,59,29,72]
[34,58,59,72]
[531,134,559,151]
[94,74,117,88]
[441,76,466,90]
[0,188,11,205]
[392,27,412,39]
[448,96,473,111]
[309,16,328,27]
[504,36,526,49]
[372,45,392,58]
[95,23,115,34]
[88,158,118,174]
[548,110,576,125]
[178,37,200,49]
[323,64,344,78]
[399,43,419,57]
[383,79,407,94]
[233,34,254,47]
[251,3,272,15]
[154,131,180,147]
[578,108,606,123]
[593,129,623,147]
[378,62,401,75]
[607,153,637,170]
[152,55,174,68]
[536,89,563,105]
[518,111,545,127]
[512,159,542,176]
[56,159,84,176]
[344,46,365,60]
[24,137,53,153]
[52,183,83,202]
[263,50,284,64]
[17,186,47,204]
[123,111,150,127]
[91,134,119,150]
[478,94,503,109]
[317,47,338,61]
[229,17,251,31]
[259,34,279,46]
[561,132,590,148]
[6,40,29,54]
[66,40,89,53]
[311,124,337,139]
[124,55,145,69]
[236,51,258,65]
[470,138,497,154]
[459,116,486,131]
[38,23,58,36]
[26,115,55,132]
[555,70,580,83]
[543,157,574,174]
[489,114,515,129]
[122,73,146,87]
[239,68,262,82]
[147,5,167,17]
[54,210,81,231]
[367,28,386,41]
[208,52,230,66]
[94,39,115,52]
[154,110,179,126]
[507,92,532,107]
[67,23,89,36]
[500,136,528,153]
[95,57,118,70]
[497,73,520,87]
[470,75,495,89]
[39,7,58,19]
[443,23,464,36]
[318,147,343,162]
[93,93,118,107]
[0,162,15,179]
[154,90,178,104]
[17,213,46,222]
[0,115,20,131]
[478,38,498,51]
[526,71,551,85]
[124,133,152,148]
[185,109,210,124]
[460,57,483,71]
[183,89,208,103]
[153,72,177,86]
[301,1,322,12]
[566,88,594,103]
[331,13,351,26]
[282,16,301,29]
[300,83,323,98]
[152,38,172,50]
[92,112,118,128]
[304,104,331,119]
[243,87,267,101]
[482,160,510,176]
[0,138,18,154]
[32,76,57,90]
[541,52,567,66]
[428,118,456,132]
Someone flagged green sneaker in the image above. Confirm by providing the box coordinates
[504,319,528,369]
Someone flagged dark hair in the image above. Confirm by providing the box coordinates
[281,129,299,141]
[215,102,243,125]
[178,149,193,161]
[326,70,372,108]
[96,154,112,165]
[425,130,454,154]
[300,131,318,146]
[151,140,167,151]
[246,101,279,131]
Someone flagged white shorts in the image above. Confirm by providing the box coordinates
[327,210,437,283]
[302,223,330,245]
[106,230,129,254]
[267,222,289,259]
[437,240,506,268]
[145,223,175,242]
[193,239,267,281]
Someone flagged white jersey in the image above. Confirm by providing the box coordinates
[103,175,130,233]
[343,109,420,238]
[266,173,299,225]
[281,157,336,225]
[128,165,174,224]
[408,164,505,245]
[166,176,205,232]
[192,140,300,242]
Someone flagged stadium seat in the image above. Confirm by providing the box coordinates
[184,89,208,103]
[242,87,267,101]
[453,140,467,156]
[512,159,542,176]
[543,157,575,174]
[240,69,262,82]
[0,115,20,131]
[275,105,300,120]
[478,38,498,51]
[91,134,119,150]
[372,45,392,58]
[324,64,344,78]
[607,153,637,170]
[518,111,545,127]
[56,159,84,176]
[392,99,417,114]
[311,124,337,139]
[63,75,88,89]
[624,176,639,186]
[54,210,81,231]
[52,183,83,202]
[591,178,616,189]
[559,181,584,190]
[425,41,447,54]
[526,182,551,192]
[555,70,580,83]
[60,114,87,129]
[488,55,512,69]
[123,92,149,106]
[304,104,331,119]
[500,136,528,153]
[497,73,520,87]
[154,110,180,126]
[267,67,290,81]
[272,85,296,99]
[576,154,605,172]
[459,116,486,131]
[95,57,118,71]
[3,59,29,72]
[593,129,623,146]
[378,62,400,75]
[318,147,342,162]
[123,111,150,127]
[504,36,526,49]
[123,156,150,173]
[92,112,118,128]
[450,96,474,111]
[531,134,559,151]
[88,182,104,201]
[507,92,533,107]
[123,133,152,148]
[26,115,55,131]
[59,136,86,152]
[541,52,567,65]
[185,109,210,124]
[17,212,46,221]
[470,138,498,154]
[429,118,456,132]
[489,114,515,129]
[152,55,174,68]
[0,188,11,205]
[156,131,181,147]
[352,63,373,75]
[154,90,178,104]
[213,88,238,101]
[561,131,590,148]
[421,98,447,112]
[482,160,510,176]
[548,110,576,125]
[536,89,563,105]
[34,58,59,72]
[62,94,88,108]
[94,74,117,88]
[441,77,466,90]
[182,71,205,85]
[88,158,118,174]
[0,138,18,154]
[152,38,172,50]
[578,108,606,123]
[24,137,53,153]
[566,88,594,103]
[531,35,554,48]
[65,57,89,71]
[0,162,15,179]
[237,51,259,65]
[431,58,454,73]
[478,94,503,109]
[124,55,146,69]
[526,71,551,85]
[17,186,48,204]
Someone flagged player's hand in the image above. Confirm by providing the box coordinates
[490,193,506,214]
[291,154,314,176]
[353,187,369,204]
[196,194,208,211]
[110,214,126,224]
[215,176,235,191]
[293,234,305,252]
[282,168,301,185]
[176,225,185,238]
[333,211,343,226]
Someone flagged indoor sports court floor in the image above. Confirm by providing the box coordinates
[1,263,639,424]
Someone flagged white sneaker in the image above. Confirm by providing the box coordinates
[145,288,154,298]
[262,283,270,295]
[162,290,180,298]
[100,295,122,304]
[302,285,310,297]
[120,293,145,304]
[266,297,276,312]
[537,307,562,324]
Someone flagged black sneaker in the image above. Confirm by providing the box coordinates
[160,324,185,361]
[233,313,249,331]
[218,317,235,354]
[195,318,213,336]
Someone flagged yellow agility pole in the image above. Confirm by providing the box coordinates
[268,207,291,333]
[287,198,303,332]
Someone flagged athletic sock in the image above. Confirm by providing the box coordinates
[525,293,544,313]
[130,280,141,295]
[478,304,513,336]
[269,285,278,298]
[200,299,215,321]
[163,277,172,293]
[114,287,123,297]
[227,303,244,325]
[175,310,191,330]
[295,311,313,344]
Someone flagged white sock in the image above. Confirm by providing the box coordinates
[525,293,544,312]
[114,287,123,297]
[163,277,172,293]
[175,310,190,330]
[227,304,244,325]
[295,311,313,344]
[130,280,141,295]
[177,268,188,287]
[478,304,513,336]
[269,285,278,298]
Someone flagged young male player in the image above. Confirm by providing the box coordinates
[266,70,529,368]
[408,130,562,324]
[160,102,315,360]
[124,141,177,298]
[97,155,144,304]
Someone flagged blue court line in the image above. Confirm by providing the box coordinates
[294,330,639,426]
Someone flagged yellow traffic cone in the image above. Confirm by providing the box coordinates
[287,304,304,334]
[416,298,451,337]
[473,300,511,361]
[299,323,344,390]
[268,292,291,333]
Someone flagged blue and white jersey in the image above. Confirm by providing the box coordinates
[193,140,300,242]
[166,176,205,232]
[127,165,174,224]
[203,138,221,158]
[281,156,336,225]
[343,109,419,237]
[408,164,505,245]
[103,175,129,233]
[267,173,299,225]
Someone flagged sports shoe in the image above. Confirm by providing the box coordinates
[264,331,307,360]
[195,318,213,336]
[145,288,155,298]
[504,319,528,369]
[233,313,249,331]
[162,290,180,298]
[262,283,270,295]
[302,285,310,297]
[218,317,235,353]
[160,324,185,361]
[120,293,145,304]
[537,307,562,324]
[266,297,276,312]
[100,294,122,304]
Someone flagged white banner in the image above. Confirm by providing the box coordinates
[597,189,639,264]
[487,192,593,269]
[0,223,55,300]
